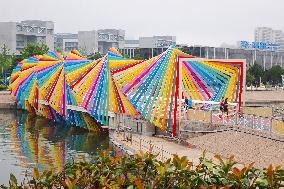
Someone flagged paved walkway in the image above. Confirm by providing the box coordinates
[111,132,215,166]
[111,129,284,168]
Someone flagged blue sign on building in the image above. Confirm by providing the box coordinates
[240,41,279,51]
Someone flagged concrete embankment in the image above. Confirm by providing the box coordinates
[0,91,17,109]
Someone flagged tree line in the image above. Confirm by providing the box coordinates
[246,63,284,87]
[0,43,49,74]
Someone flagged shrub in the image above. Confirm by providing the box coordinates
[0,84,6,91]
[1,149,283,189]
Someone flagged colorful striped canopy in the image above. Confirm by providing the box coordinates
[9,46,245,136]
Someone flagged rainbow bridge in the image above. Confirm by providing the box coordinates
[9,46,245,137]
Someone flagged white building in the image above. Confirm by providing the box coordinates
[120,36,176,58]
[0,20,54,54]
[139,36,176,48]
[78,30,98,55]
[54,33,78,53]
[98,29,125,54]
[78,29,125,54]
[121,40,139,58]
[255,27,284,52]
[255,27,274,42]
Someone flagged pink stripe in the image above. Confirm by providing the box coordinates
[122,52,166,94]
[183,62,211,99]
[81,64,104,110]
[14,72,33,96]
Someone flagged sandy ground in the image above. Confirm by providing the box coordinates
[187,130,284,168]
[246,90,284,102]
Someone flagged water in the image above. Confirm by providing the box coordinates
[0,109,109,184]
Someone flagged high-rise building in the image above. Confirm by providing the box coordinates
[273,30,284,52]
[254,27,284,52]
[54,33,78,53]
[255,27,274,42]
[0,20,54,54]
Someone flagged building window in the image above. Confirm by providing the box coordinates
[16,25,22,32]
[47,29,53,34]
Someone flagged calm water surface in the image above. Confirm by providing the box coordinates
[0,109,109,184]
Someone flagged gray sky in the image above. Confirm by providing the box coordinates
[0,0,283,46]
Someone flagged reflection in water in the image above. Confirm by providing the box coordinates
[0,109,109,184]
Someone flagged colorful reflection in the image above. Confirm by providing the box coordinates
[1,109,109,182]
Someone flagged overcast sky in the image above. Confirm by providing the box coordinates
[0,0,283,46]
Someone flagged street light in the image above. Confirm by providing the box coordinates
[281,75,284,88]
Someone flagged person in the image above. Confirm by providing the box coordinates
[185,96,189,109]
[219,97,224,117]
[188,96,193,109]
[184,96,193,109]
[223,98,229,116]
[184,96,192,120]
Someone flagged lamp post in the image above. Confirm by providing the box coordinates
[281,75,284,88]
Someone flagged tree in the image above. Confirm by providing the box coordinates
[247,63,264,86]
[55,46,63,54]
[78,47,87,56]
[123,54,130,58]
[133,51,145,60]
[264,65,284,85]
[88,52,102,60]
[0,44,15,73]
[20,43,49,60]
[246,72,255,87]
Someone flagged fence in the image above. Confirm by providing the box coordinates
[180,108,284,136]
[113,126,174,161]
[111,106,284,163]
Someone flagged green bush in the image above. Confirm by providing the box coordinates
[0,84,6,91]
[1,149,283,189]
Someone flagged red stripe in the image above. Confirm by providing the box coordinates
[70,64,95,89]
[123,58,161,94]
[112,77,125,113]
[84,67,103,108]
[111,61,143,74]
[173,60,179,137]
[238,62,244,113]
[47,68,62,102]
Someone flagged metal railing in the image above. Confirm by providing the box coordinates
[180,108,284,138]
[113,127,174,161]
